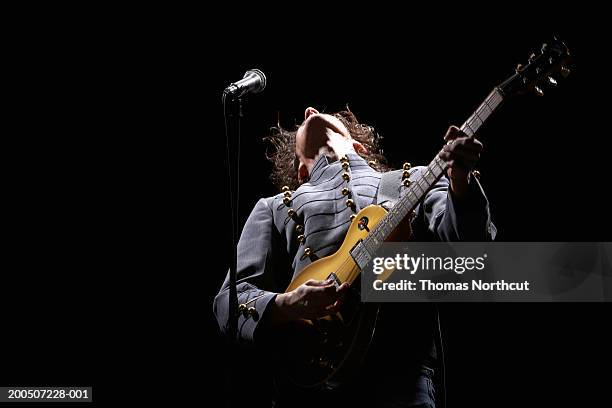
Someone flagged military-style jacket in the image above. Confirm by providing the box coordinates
[214,153,495,342]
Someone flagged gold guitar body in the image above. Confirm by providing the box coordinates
[277,205,406,390]
[286,205,387,291]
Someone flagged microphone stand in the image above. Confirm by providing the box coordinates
[222,91,242,407]
[222,69,264,404]
[223,93,241,342]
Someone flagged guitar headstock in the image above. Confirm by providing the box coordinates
[498,37,572,98]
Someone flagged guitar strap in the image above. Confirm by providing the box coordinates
[375,169,404,209]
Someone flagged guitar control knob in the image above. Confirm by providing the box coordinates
[561,66,571,77]
[318,357,330,368]
[534,86,544,97]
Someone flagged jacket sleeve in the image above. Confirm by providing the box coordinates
[213,197,288,344]
[418,173,496,241]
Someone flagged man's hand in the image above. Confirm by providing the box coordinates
[271,279,350,323]
[438,126,483,198]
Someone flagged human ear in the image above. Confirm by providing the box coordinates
[298,162,309,182]
[352,140,369,155]
[304,107,319,120]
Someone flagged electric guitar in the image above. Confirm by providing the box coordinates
[275,38,572,390]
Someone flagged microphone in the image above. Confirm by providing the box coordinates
[223,69,267,99]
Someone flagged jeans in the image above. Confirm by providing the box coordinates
[273,365,436,408]
[374,366,436,408]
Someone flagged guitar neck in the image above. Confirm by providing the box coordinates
[460,88,504,137]
[360,88,504,255]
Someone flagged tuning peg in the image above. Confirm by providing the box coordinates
[547,76,558,86]
[515,63,523,73]
[561,66,571,78]
[534,86,544,96]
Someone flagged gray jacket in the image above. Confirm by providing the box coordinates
[214,153,495,342]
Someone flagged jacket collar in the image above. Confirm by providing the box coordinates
[307,152,369,183]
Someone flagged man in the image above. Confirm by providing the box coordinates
[214,107,495,407]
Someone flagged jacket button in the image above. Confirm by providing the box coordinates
[287,208,296,218]
[403,162,411,170]
[304,247,312,257]
[248,307,259,321]
[282,185,290,192]
[296,225,304,234]
[342,187,349,196]
[350,214,357,221]
[346,199,354,208]
[342,172,350,181]
[340,155,349,163]
[402,170,410,179]
[342,162,349,170]
[283,197,291,206]
[239,304,248,317]
[297,234,305,244]
[403,179,412,187]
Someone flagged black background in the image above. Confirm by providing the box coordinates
[1,8,610,407]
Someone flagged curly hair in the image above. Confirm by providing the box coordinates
[264,108,390,190]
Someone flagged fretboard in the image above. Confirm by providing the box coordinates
[360,88,503,255]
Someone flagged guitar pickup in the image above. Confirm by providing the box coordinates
[350,240,372,270]
[326,272,342,288]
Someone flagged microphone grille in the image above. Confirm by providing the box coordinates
[246,68,267,93]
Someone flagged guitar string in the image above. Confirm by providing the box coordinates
[322,90,502,295]
[328,168,435,287]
